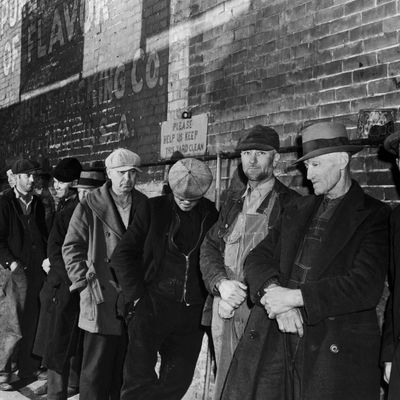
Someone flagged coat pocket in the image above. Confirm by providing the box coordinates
[85,265,104,305]
[80,286,96,321]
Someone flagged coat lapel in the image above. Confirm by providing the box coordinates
[311,182,370,279]
[280,196,322,279]
[87,183,126,239]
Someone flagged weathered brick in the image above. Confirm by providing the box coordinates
[353,64,388,83]
[318,101,351,117]
[362,2,396,23]
[388,60,400,76]
[318,31,349,50]
[350,21,383,42]
[336,84,367,100]
[364,32,398,51]
[345,0,376,15]
[368,78,399,95]
[321,72,352,89]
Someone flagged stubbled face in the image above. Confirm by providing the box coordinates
[173,194,199,212]
[241,150,277,182]
[53,178,74,199]
[107,168,137,195]
[15,173,35,194]
[304,153,343,197]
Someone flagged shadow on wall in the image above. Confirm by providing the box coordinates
[0,0,171,169]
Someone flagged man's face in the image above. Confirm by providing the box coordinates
[15,173,35,194]
[241,149,278,182]
[304,153,343,196]
[53,178,74,199]
[77,187,96,202]
[173,194,199,212]
[107,168,137,195]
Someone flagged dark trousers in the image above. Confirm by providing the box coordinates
[18,260,44,378]
[121,294,204,400]
[47,355,80,400]
[80,329,126,400]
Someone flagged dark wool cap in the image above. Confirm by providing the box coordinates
[235,125,280,152]
[11,159,40,175]
[53,158,82,183]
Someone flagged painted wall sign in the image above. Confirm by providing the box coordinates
[0,0,170,164]
[160,114,208,159]
[20,0,85,93]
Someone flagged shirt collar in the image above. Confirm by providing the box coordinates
[242,177,276,199]
[14,187,33,207]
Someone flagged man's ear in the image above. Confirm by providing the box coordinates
[338,152,350,170]
[273,152,281,168]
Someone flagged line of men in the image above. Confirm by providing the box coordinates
[0,121,399,400]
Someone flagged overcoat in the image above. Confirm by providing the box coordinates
[0,189,47,370]
[222,181,390,400]
[111,194,218,304]
[63,182,147,335]
[381,206,400,399]
[33,196,80,372]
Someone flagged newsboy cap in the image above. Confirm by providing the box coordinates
[168,158,213,200]
[105,148,142,172]
[53,158,82,183]
[295,122,363,163]
[11,159,40,175]
[235,125,280,152]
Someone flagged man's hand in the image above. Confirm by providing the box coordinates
[218,298,235,319]
[261,286,303,318]
[217,279,247,308]
[10,261,19,272]
[42,258,51,274]
[275,309,304,337]
[384,362,392,384]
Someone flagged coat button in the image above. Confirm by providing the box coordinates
[88,272,95,279]
[105,231,110,237]
[104,257,110,263]
[249,330,258,339]
[329,344,339,354]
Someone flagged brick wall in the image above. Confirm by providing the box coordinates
[0,0,399,203]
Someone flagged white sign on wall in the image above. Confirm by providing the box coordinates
[160,113,208,159]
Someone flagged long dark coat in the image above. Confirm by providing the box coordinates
[222,181,390,400]
[33,196,80,372]
[381,206,400,400]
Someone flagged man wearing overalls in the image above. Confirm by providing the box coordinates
[200,125,300,400]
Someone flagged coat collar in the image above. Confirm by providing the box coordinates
[85,181,140,238]
[231,177,289,208]
[284,180,371,279]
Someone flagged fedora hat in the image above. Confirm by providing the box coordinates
[73,169,106,189]
[295,122,363,163]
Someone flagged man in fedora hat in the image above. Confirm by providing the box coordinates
[381,125,400,400]
[220,121,390,400]
[63,148,147,400]
[0,159,48,390]
[111,157,218,400]
[200,124,299,400]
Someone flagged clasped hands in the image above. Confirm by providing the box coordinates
[217,279,247,319]
[260,284,304,337]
